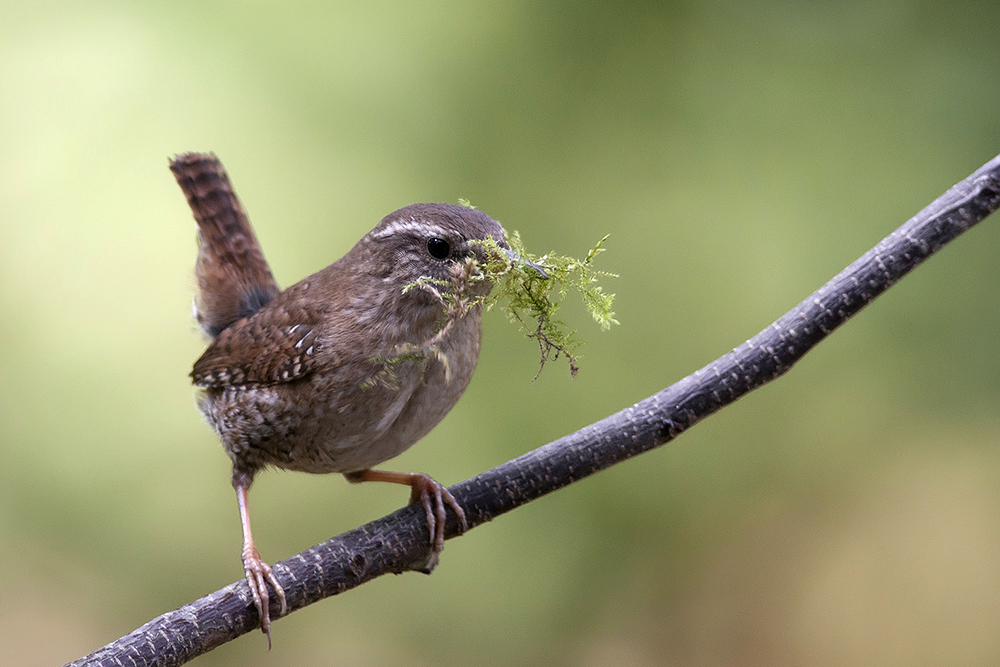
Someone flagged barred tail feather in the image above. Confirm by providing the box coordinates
[170,152,280,337]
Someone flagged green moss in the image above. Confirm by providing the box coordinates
[475,231,618,378]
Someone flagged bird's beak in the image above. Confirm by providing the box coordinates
[503,248,549,279]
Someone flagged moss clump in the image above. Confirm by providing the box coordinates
[474,231,618,378]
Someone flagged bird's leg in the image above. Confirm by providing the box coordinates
[236,483,287,646]
[345,469,468,569]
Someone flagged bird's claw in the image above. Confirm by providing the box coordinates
[242,546,287,648]
[409,474,468,562]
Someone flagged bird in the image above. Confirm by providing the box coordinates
[170,152,526,643]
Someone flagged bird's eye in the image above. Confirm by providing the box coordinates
[426,237,450,259]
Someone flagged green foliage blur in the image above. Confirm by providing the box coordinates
[2,1,1000,665]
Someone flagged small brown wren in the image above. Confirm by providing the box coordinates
[170,153,513,642]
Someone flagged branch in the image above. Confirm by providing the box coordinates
[67,153,1000,667]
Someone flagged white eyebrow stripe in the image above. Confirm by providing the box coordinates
[370,218,450,240]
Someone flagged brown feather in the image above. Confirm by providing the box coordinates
[170,152,280,337]
[190,282,324,387]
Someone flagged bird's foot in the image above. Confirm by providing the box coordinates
[241,544,287,648]
[345,469,468,572]
[407,473,468,571]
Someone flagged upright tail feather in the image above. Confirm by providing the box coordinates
[170,153,280,337]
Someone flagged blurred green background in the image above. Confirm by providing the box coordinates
[2,1,1000,665]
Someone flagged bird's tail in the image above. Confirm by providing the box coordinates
[170,152,280,338]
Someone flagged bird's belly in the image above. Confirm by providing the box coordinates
[204,312,481,475]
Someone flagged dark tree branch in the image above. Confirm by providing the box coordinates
[67,153,1000,667]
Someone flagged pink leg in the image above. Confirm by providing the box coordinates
[237,484,287,647]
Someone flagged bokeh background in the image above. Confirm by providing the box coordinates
[3,1,1000,665]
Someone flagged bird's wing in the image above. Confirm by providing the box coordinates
[190,310,321,387]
